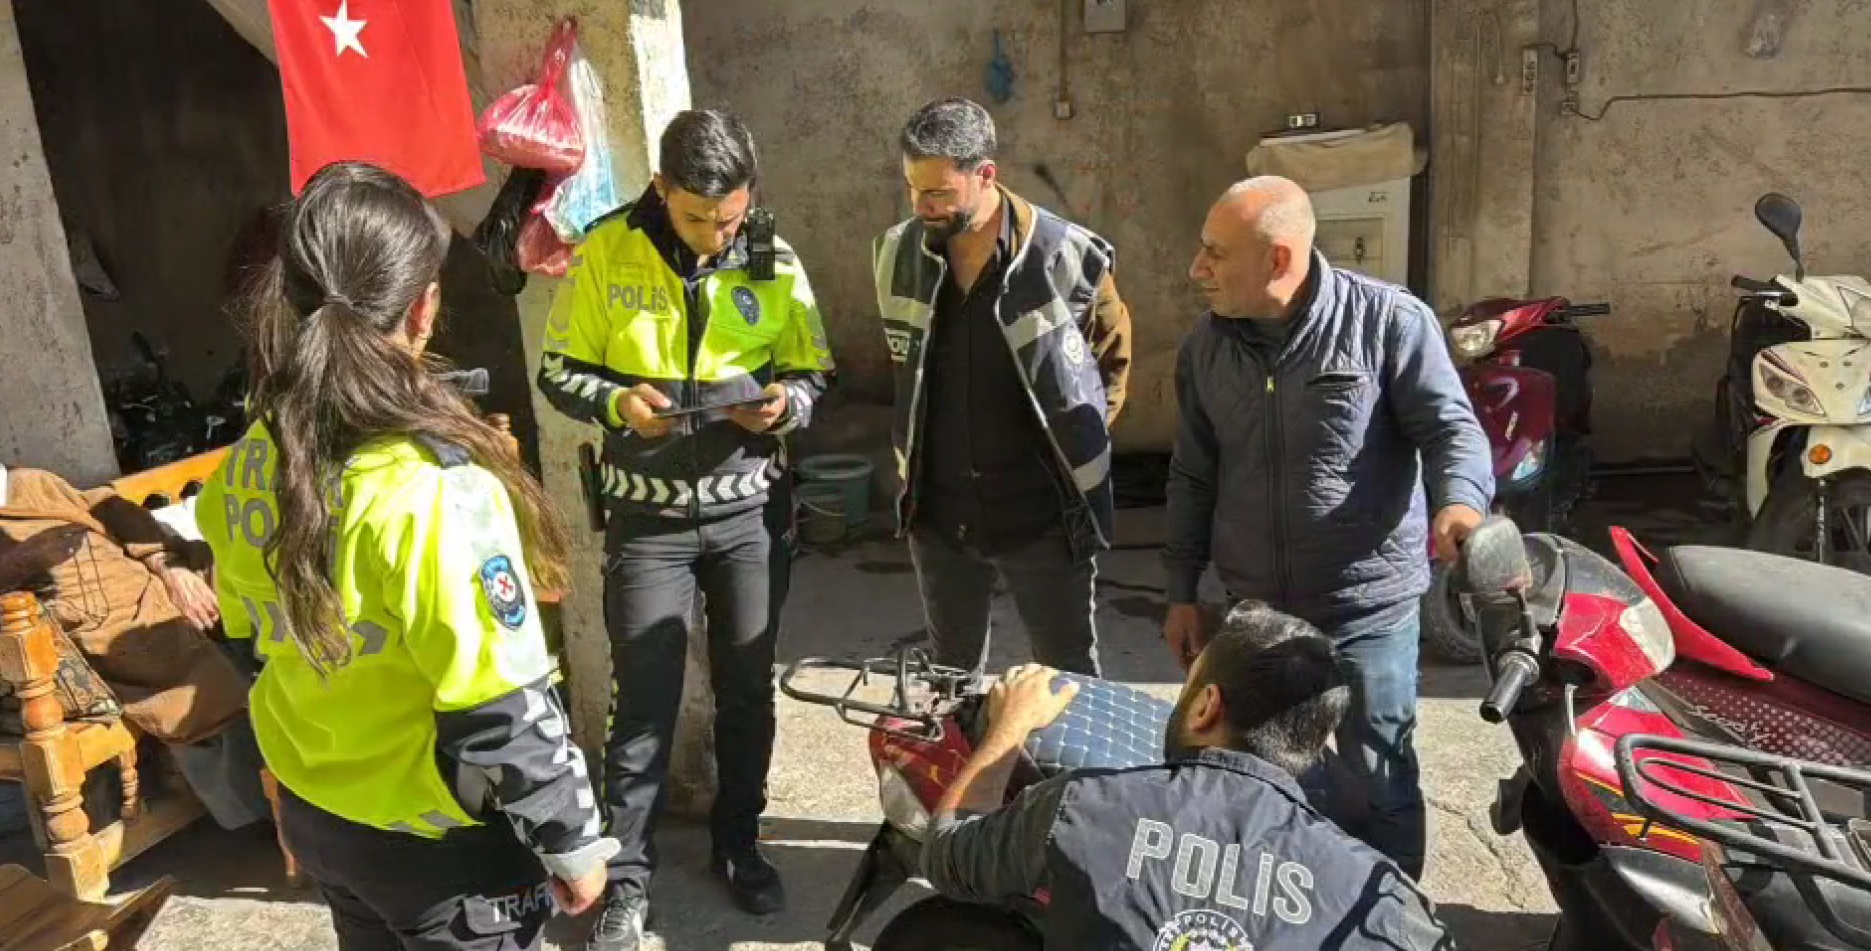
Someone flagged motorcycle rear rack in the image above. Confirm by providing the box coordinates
[778,647,977,744]
[1615,732,1871,891]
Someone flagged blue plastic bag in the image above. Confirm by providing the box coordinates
[543,35,622,242]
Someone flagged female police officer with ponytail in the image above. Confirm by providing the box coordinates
[198,161,615,951]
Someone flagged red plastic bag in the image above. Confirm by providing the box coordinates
[477,19,585,174]
[516,212,573,277]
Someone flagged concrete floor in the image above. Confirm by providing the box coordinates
[2,472,1720,950]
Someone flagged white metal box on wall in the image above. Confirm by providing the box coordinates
[1311,176,1412,286]
[1244,123,1424,287]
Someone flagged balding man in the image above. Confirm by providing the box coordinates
[1162,177,1492,879]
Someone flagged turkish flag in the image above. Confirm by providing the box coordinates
[268,0,484,197]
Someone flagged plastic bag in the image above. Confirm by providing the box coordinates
[477,19,585,175]
[516,211,573,277]
[542,33,623,241]
[471,168,549,295]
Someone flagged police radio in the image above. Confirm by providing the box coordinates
[746,207,777,281]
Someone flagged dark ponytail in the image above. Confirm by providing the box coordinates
[248,162,571,674]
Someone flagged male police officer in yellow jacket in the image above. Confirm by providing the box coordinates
[536,110,833,951]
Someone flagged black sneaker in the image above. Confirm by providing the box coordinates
[585,889,647,951]
[712,846,785,916]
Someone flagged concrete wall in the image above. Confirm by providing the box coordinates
[684,0,1431,452]
[1528,0,1871,462]
[0,3,115,484]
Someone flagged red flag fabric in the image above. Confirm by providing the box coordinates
[268,0,485,197]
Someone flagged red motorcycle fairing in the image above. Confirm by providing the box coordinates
[1558,697,1752,867]
[1464,362,1557,481]
[1550,591,1664,696]
[1455,296,1572,347]
[872,715,971,814]
[1653,664,1871,770]
[1607,528,1772,683]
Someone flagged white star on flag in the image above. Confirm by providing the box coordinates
[320,0,369,59]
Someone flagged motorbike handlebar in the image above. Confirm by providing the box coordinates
[1480,651,1539,724]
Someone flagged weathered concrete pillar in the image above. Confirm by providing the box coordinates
[0,6,117,484]
[1428,0,1541,312]
[473,2,716,815]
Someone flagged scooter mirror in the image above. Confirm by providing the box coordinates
[1457,515,1532,596]
[1755,193,1805,276]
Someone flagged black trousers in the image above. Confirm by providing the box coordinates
[908,526,1102,676]
[279,789,552,951]
[599,481,794,899]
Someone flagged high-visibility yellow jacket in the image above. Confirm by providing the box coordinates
[196,422,615,880]
[536,190,834,521]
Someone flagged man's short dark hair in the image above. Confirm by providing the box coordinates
[659,109,758,198]
[1195,602,1350,775]
[900,97,997,170]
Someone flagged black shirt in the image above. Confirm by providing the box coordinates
[915,205,1064,554]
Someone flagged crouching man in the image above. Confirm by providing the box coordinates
[921,602,1457,949]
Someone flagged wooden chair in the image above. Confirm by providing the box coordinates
[0,863,173,951]
[0,593,204,902]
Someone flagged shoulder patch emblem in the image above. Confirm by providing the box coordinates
[1153,910,1251,951]
[732,286,762,325]
[478,555,528,630]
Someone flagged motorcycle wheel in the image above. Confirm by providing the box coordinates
[1749,468,1871,575]
[870,897,1041,951]
[1420,562,1482,665]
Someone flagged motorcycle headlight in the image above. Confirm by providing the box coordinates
[1619,597,1676,677]
[877,764,931,841]
[1761,363,1822,415]
[1509,439,1549,483]
[1450,319,1503,360]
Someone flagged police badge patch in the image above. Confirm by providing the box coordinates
[1152,910,1252,951]
[732,286,762,325]
[478,555,528,630]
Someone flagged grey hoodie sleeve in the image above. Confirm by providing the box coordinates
[1384,295,1495,515]
[1164,336,1219,605]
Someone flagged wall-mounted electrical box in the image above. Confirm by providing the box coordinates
[1084,0,1126,34]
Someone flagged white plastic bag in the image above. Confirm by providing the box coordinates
[543,37,622,242]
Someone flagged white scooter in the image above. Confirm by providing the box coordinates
[1694,193,1871,572]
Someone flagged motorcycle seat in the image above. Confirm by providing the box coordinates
[1021,674,1169,778]
[1655,545,1871,704]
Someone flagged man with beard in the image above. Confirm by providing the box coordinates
[872,97,1132,678]
[919,602,1455,950]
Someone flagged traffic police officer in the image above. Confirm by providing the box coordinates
[198,162,613,951]
[535,109,834,951]
[921,603,1455,950]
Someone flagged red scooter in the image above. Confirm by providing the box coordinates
[778,653,1175,950]
[1425,296,1611,663]
[1455,515,1871,949]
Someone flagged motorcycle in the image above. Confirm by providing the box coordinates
[1454,514,1871,948]
[1423,295,1610,663]
[1694,192,1871,572]
[101,333,250,473]
[778,651,1172,951]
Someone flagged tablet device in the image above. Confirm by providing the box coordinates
[651,393,775,419]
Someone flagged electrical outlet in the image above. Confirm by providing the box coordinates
[1520,47,1539,94]
[1084,0,1126,34]
[1564,51,1583,86]
[1054,97,1076,120]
